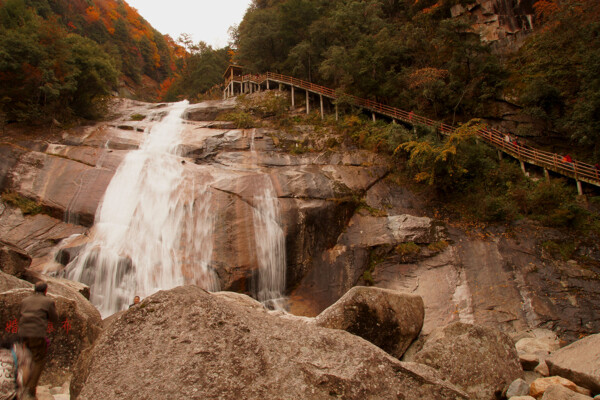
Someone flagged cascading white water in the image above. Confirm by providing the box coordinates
[248,132,287,310]
[65,101,219,317]
[252,178,287,309]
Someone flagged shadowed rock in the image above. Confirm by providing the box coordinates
[0,240,31,278]
[315,286,424,359]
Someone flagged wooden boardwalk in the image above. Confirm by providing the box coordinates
[224,72,600,191]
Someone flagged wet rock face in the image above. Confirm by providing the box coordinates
[71,286,468,400]
[413,322,524,400]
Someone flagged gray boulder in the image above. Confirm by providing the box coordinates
[71,285,468,400]
[506,378,531,398]
[516,329,561,371]
[413,322,524,400]
[315,286,424,359]
[546,333,600,394]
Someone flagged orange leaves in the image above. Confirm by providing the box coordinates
[227,49,236,63]
[407,67,448,89]
[421,0,442,14]
[158,77,176,100]
[85,6,101,23]
[534,0,559,20]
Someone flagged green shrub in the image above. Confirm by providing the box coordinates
[542,240,576,261]
[428,240,449,252]
[219,111,256,129]
[1,192,42,215]
[480,195,516,222]
[130,113,145,121]
[395,242,420,258]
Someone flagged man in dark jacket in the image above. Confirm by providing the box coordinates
[18,281,58,399]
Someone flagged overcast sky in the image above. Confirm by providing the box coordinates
[125,0,252,49]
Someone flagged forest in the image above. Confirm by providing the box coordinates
[1,0,599,161]
[0,0,231,122]
[231,0,600,160]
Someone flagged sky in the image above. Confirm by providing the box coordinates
[125,0,253,49]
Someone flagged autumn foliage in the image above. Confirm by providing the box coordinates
[0,0,188,123]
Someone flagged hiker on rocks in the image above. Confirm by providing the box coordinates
[18,281,58,399]
[129,295,141,308]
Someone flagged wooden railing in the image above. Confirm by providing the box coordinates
[226,72,600,186]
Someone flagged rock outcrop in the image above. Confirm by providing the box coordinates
[71,285,469,400]
[315,286,424,359]
[546,333,600,394]
[0,240,31,278]
[412,322,524,400]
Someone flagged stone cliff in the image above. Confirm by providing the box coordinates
[0,95,598,346]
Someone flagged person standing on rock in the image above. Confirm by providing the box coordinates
[18,281,58,400]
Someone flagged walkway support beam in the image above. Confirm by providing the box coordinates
[320,95,324,119]
[306,91,310,115]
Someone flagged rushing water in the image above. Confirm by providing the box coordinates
[65,101,219,317]
[251,176,287,310]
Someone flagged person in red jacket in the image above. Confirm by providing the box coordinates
[18,281,58,399]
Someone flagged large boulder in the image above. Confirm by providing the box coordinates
[413,322,524,400]
[546,333,600,394]
[0,276,102,386]
[71,285,469,400]
[0,270,31,292]
[0,240,31,278]
[315,286,424,359]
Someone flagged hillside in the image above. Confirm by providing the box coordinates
[232,0,600,162]
[0,0,183,122]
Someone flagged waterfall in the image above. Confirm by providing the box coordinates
[64,101,219,317]
[248,132,287,310]
[252,178,287,309]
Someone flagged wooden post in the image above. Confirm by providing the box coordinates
[320,94,324,119]
[291,86,295,108]
[544,168,550,182]
[306,91,310,114]
[520,160,526,175]
[372,112,376,122]
[335,104,339,121]
[497,150,503,161]
[576,180,583,196]
[279,83,283,91]
[267,80,270,90]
